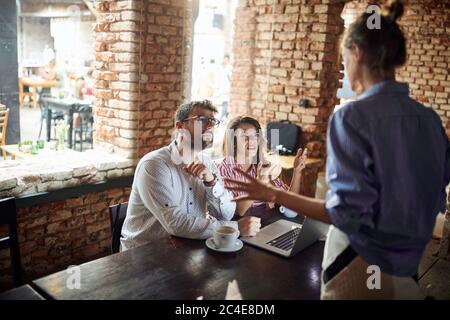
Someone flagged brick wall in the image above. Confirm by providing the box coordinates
[93,0,193,160]
[396,0,450,125]
[229,0,346,160]
[0,188,130,288]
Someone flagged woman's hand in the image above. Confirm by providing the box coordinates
[224,168,279,203]
[293,148,308,174]
[257,161,282,182]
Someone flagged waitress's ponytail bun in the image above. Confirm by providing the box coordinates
[385,0,404,22]
[342,0,407,76]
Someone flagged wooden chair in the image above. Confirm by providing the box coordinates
[0,107,10,160]
[0,198,23,287]
[18,78,34,108]
[108,202,128,254]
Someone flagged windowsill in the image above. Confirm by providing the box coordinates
[0,149,135,198]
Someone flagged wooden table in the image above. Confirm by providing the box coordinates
[0,144,34,160]
[32,208,325,300]
[0,144,78,160]
[20,77,58,108]
[0,284,45,300]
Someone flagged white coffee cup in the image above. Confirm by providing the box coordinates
[213,225,240,249]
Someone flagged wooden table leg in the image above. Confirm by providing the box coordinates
[33,89,38,108]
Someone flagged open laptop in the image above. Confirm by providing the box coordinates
[241,218,328,258]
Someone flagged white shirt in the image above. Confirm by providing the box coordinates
[120,141,237,251]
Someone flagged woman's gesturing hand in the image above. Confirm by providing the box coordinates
[293,148,307,174]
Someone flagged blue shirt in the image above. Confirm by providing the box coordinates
[325,80,450,277]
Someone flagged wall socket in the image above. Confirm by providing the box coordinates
[299,98,309,108]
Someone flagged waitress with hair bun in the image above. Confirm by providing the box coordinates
[224,0,450,299]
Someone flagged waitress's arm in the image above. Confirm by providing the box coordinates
[274,190,330,224]
[224,175,331,223]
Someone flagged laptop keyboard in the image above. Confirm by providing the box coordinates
[266,227,301,251]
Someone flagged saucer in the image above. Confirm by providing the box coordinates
[206,238,243,253]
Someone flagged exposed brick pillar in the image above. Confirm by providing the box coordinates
[93,0,193,161]
[229,2,257,118]
[93,0,143,159]
[137,0,192,158]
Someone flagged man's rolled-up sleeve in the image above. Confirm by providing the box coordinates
[325,108,378,235]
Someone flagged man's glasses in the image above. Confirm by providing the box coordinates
[183,116,221,128]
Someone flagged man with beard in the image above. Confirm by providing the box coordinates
[121,100,261,250]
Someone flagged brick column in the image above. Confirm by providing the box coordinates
[93,0,193,161]
[137,0,191,158]
[229,3,257,118]
[93,0,143,159]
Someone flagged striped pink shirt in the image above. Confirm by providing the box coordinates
[217,156,288,207]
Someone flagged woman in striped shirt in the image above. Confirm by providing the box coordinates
[217,116,307,216]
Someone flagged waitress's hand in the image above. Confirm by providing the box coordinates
[293,148,308,174]
[225,168,279,203]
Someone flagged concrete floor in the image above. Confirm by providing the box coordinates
[419,238,450,300]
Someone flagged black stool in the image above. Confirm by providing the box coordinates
[108,202,128,253]
[73,105,93,152]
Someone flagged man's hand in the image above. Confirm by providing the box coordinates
[237,216,261,236]
[184,161,215,185]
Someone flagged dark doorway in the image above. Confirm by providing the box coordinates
[0,0,20,144]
